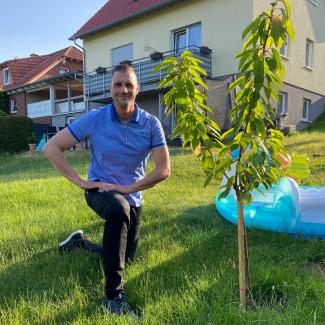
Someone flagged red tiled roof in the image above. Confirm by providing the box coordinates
[2,47,82,91]
[2,55,48,86]
[17,47,82,85]
[71,0,181,40]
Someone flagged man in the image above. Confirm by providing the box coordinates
[43,64,170,317]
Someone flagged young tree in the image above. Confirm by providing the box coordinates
[154,0,295,309]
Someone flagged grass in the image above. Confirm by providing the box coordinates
[1,132,325,324]
[307,111,325,132]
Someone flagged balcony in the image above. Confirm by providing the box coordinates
[27,100,52,118]
[84,46,212,101]
[54,96,85,115]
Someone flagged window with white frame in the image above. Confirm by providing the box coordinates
[10,99,17,113]
[302,98,311,121]
[3,68,11,85]
[66,116,75,125]
[280,34,289,58]
[59,67,69,75]
[277,92,288,115]
[305,39,314,68]
[111,43,133,67]
[173,23,201,52]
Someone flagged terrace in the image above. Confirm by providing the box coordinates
[84,46,212,102]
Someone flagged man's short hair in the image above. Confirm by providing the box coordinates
[112,63,137,82]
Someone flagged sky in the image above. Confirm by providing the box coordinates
[0,0,108,63]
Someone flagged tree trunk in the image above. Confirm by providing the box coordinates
[237,199,248,310]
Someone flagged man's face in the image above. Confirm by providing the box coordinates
[110,70,139,110]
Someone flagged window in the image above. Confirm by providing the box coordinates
[277,92,287,115]
[10,99,17,113]
[111,43,133,67]
[59,68,69,75]
[174,23,201,52]
[305,39,314,68]
[3,68,11,85]
[66,116,75,125]
[302,98,311,121]
[280,34,289,58]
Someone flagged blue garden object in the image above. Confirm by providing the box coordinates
[216,176,325,238]
[36,134,47,152]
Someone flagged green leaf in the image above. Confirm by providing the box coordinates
[271,18,284,46]
[228,76,245,92]
[285,155,310,181]
[285,20,295,41]
[189,65,207,76]
[221,128,235,141]
[243,32,259,50]
[204,172,214,187]
[266,57,277,72]
[254,60,264,91]
[186,80,195,97]
[242,17,260,40]
[279,0,292,17]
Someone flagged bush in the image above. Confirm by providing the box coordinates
[0,116,33,153]
[0,89,9,114]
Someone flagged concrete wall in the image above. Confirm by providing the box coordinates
[279,83,325,130]
[52,112,85,129]
[83,0,252,78]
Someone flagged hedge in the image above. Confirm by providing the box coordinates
[0,116,33,153]
[0,89,9,114]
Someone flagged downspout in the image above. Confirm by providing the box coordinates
[73,38,89,114]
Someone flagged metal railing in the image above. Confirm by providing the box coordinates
[84,46,212,99]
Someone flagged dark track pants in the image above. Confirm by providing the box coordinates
[85,189,142,299]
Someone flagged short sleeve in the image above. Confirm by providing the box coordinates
[151,116,167,148]
[67,110,98,142]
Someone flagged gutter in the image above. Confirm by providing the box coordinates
[69,0,182,40]
[6,72,83,94]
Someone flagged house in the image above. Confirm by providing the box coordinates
[70,0,325,134]
[0,46,87,132]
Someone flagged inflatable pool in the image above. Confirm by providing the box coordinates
[216,176,325,238]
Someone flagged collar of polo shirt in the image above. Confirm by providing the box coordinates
[110,103,140,123]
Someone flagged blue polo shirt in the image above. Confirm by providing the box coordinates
[67,103,167,207]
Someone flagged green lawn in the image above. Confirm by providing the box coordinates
[1,132,325,324]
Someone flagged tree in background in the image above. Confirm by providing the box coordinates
[154,0,295,309]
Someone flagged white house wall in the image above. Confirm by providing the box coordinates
[83,0,253,78]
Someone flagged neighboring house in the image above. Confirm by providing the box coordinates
[0,47,86,131]
[70,0,325,134]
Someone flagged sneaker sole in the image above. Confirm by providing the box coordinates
[58,230,84,248]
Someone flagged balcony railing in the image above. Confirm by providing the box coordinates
[27,100,51,118]
[84,46,212,99]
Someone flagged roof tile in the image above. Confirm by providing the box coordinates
[72,0,180,39]
[2,47,82,91]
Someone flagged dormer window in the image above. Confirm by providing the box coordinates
[3,68,11,85]
[59,67,69,75]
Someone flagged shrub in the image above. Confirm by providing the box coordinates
[0,116,33,153]
[0,109,8,116]
[0,89,9,114]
